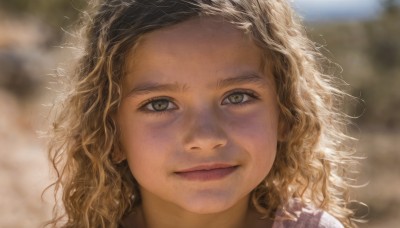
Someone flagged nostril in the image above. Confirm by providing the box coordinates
[186,137,227,152]
[213,143,224,149]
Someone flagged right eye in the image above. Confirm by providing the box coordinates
[139,97,178,114]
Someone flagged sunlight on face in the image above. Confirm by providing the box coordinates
[117,16,279,215]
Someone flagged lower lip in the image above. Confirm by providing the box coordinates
[175,166,238,181]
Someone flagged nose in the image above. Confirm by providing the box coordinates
[183,109,228,152]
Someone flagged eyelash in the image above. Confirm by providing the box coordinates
[138,89,260,116]
[138,97,177,116]
[222,90,259,106]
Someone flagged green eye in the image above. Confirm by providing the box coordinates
[150,99,170,111]
[228,93,245,104]
[222,90,259,105]
[140,97,177,114]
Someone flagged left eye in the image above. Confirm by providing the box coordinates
[222,91,258,105]
[141,98,177,112]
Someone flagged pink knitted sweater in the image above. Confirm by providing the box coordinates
[272,199,344,228]
[119,199,344,228]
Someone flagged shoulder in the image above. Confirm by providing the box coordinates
[273,199,344,228]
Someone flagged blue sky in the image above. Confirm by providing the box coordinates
[292,0,385,21]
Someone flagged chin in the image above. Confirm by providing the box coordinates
[183,203,233,215]
[177,191,240,214]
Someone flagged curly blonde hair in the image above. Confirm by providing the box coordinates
[45,0,359,227]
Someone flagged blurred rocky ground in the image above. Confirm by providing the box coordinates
[0,1,399,228]
[0,15,59,227]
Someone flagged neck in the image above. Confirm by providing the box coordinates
[121,191,274,228]
[142,195,249,228]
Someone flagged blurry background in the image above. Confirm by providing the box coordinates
[0,0,399,227]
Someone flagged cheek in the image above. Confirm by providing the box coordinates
[119,117,177,175]
[228,109,278,176]
[229,106,278,147]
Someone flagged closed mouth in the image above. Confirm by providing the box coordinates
[175,164,239,181]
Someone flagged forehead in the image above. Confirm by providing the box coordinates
[123,16,268,90]
[140,16,251,49]
[126,16,261,66]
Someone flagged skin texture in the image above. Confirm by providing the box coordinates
[116,17,279,228]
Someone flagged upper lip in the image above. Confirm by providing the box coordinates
[175,164,238,173]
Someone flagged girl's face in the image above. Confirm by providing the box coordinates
[117,17,279,215]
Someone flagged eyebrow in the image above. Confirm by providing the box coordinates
[217,73,265,89]
[126,81,187,98]
[126,72,266,98]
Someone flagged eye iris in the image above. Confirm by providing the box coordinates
[228,94,244,104]
[152,100,169,111]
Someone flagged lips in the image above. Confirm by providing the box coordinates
[175,164,238,181]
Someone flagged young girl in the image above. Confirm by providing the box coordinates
[46,0,359,227]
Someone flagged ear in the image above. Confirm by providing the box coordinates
[110,111,127,163]
[112,148,127,164]
[277,116,288,142]
[111,140,127,164]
